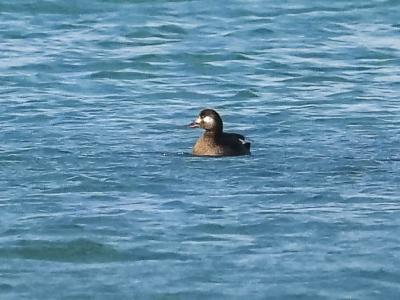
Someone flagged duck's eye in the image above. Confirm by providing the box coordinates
[203,116,213,123]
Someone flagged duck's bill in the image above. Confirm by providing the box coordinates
[188,122,200,128]
[189,116,201,128]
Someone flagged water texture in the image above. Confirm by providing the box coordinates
[1,0,400,299]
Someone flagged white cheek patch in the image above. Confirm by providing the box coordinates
[239,138,246,144]
[203,116,214,124]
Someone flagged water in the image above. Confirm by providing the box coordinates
[1,0,400,298]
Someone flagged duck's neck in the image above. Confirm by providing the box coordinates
[204,129,222,139]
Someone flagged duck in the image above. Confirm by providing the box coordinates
[188,108,251,156]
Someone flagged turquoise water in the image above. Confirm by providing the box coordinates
[1,0,400,299]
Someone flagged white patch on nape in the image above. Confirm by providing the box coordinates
[203,116,214,124]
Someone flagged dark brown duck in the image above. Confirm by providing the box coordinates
[189,109,251,156]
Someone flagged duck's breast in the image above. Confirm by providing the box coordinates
[192,136,222,156]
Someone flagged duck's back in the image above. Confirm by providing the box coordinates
[220,132,251,156]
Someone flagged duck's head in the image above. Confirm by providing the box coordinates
[189,108,223,132]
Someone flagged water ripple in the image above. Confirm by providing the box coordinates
[1,0,400,299]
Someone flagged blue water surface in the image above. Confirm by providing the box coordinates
[1,0,400,299]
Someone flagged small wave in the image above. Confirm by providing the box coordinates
[0,239,189,263]
[90,70,158,80]
[0,239,123,263]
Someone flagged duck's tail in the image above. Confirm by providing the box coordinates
[244,142,251,155]
[238,137,251,154]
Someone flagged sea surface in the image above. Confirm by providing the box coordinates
[1,0,400,299]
